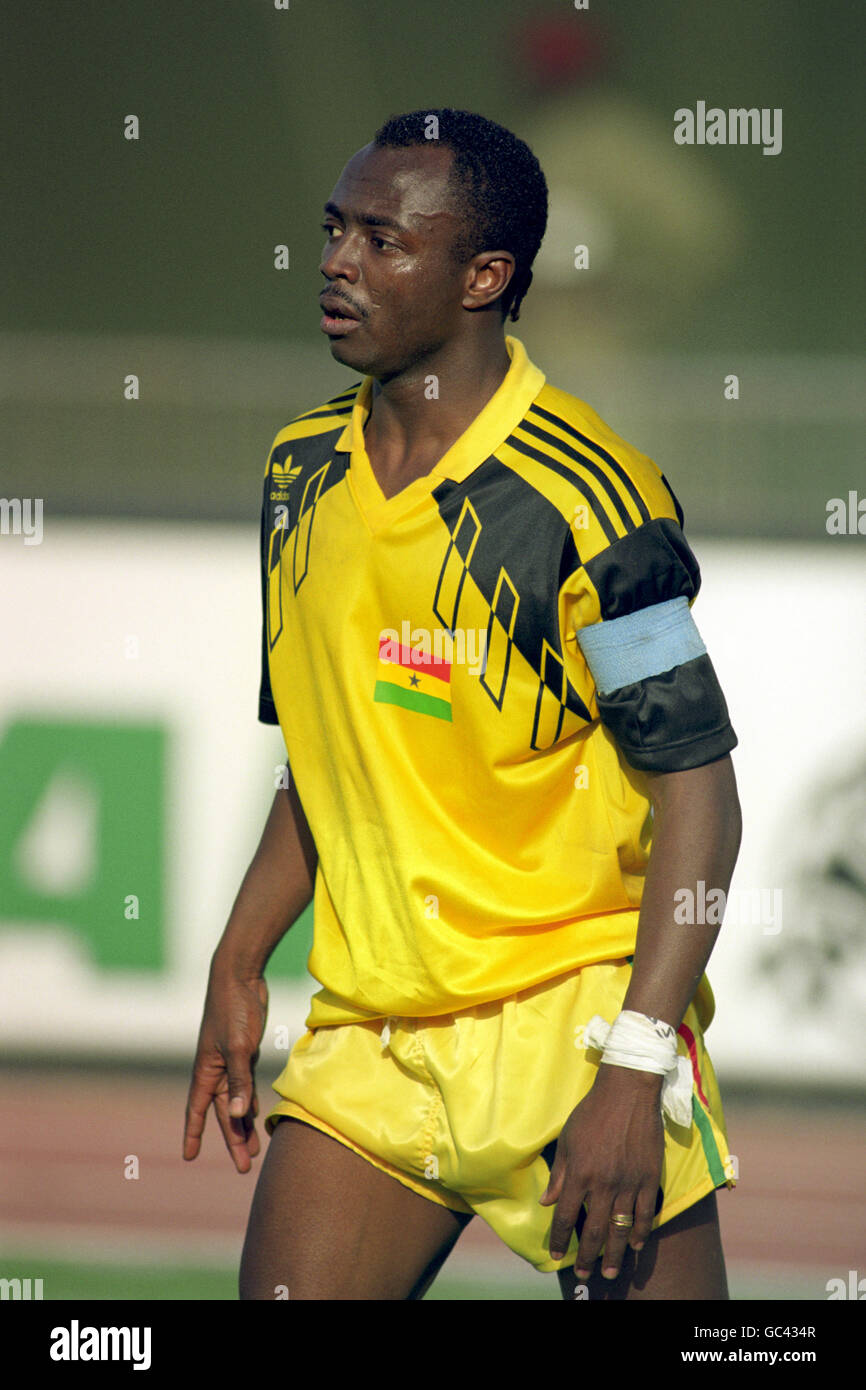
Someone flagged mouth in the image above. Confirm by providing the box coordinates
[319,296,363,336]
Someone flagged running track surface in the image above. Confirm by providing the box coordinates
[1,1068,863,1298]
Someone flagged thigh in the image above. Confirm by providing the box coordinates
[557,1191,729,1301]
[239,1117,473,1300]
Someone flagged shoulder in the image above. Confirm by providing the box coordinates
[266,381,363,462]
[508,380,684,552]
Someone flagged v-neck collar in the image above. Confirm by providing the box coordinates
[334,335,545,533]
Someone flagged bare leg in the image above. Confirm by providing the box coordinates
[557,1191,728,1301]
[239,1117,473,1300]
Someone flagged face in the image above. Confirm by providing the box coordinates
[318,142,476,379]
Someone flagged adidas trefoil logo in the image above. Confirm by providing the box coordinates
[270,455,302,501]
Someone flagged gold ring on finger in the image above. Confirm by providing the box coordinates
[609,1213,634,1229]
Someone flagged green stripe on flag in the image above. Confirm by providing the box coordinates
[373,680,452,722]
[691,1093,726,1187]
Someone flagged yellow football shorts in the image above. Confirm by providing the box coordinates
[265,958,735,1273]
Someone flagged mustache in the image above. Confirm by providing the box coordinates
[319,290,366,318]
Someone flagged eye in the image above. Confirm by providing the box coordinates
[321,223,342,239]
[371,235,395,251]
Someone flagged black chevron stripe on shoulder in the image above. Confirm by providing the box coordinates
[503,431,620,545]
[528,404,651,525]
[515,415,642,535]
[291,382,362,425]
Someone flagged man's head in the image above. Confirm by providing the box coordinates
[318,109,547,377]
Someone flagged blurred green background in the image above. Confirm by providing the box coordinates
[2,0,863,535]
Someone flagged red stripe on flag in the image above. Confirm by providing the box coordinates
[378,637,451,683]
[677,1022,709,1108]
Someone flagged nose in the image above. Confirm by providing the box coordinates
[319,230,360,284]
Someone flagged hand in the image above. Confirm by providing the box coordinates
[183,961,269,1174]
[539,1063,664,1279]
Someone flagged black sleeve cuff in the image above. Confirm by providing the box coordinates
[596,653,738,772]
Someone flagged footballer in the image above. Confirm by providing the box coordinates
[183,108,741,1301]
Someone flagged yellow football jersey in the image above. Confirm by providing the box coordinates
[258,336,737,1028]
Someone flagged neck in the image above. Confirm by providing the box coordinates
[365,329,512,465]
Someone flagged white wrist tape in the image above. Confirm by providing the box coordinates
[583,1010,694,1127]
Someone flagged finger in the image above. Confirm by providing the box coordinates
[548,1181,589,1261]
[218,1064,261,1168]
[242,1094,261,1159]
[226,1049,253,1120]
[538,1145,566,1205]
[182,1072,214,1160]
[629,1183,659,1254]
[213,1089,254,1174]
[573,1188,614,1278]
[600,1195,637,1279]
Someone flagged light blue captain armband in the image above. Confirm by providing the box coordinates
[575,595,707,696]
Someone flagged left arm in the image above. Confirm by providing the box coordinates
[540,753,742,1275]
[622,754,742,1026]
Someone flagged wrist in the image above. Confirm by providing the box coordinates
[210,938,267,984]
[596,1060,665,1092]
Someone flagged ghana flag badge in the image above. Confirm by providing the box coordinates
[373,635,453,722]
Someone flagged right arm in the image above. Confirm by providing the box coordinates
[182,769,318,1173]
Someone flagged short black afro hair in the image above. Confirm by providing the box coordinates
[373,108,548,323]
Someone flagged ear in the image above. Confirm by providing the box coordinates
[461,249,516,312]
